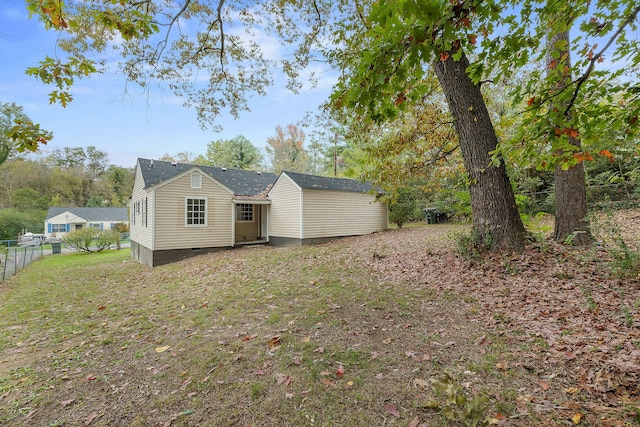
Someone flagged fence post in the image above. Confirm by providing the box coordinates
[1,252,6,281]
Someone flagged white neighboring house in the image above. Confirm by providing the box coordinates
[44,207,129,241]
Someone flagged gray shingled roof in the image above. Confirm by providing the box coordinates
[137,158,277,197]
[46,207,128,221]
[283,171,378,193]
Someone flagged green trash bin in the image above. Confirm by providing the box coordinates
[51,242,61,254]
[423,208,439,224]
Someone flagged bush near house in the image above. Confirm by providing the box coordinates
[62,228,120,252]
[388,187,424,228]
[111,222,129,233]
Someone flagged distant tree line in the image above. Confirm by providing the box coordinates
[0,146,134,240]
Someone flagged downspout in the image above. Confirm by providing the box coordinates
[299,190,304,240]
[231,202,236,247]
[265,204,269,243]
[151,188,156,251]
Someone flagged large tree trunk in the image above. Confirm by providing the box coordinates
[546,31,592,245]
[433,50,526,252]
[554,158,590,244]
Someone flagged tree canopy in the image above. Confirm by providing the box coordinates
[22,0,640,250]
[266,124,309,174]
[196,135,264,169]
[0,102,53,165]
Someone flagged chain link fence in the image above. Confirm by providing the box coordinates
[1,245,44,282]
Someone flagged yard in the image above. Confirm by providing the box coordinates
[0,210,639,426]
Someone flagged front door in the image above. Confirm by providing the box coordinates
[235,203,261,243]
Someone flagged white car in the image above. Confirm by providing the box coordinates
[18,233,46,246]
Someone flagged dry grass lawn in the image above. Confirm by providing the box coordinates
[1,209,639,426]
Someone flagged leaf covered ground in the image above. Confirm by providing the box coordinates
[0,209,639,426]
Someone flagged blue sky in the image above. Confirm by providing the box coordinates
[0,1,336,168]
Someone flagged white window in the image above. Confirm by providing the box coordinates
[51,224,66,233]
[90,223,101,229]
[186,198,207,226]
[236,204,254,222]
[190,172,202,189]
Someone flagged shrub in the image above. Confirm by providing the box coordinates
[433,190,471,221]
[424,372,490,427]
[63,228,121,253]
[111,222,129,233]
[388,187,424,228]
[0,243,7,267]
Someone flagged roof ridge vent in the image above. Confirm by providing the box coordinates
[222,167,227,171]
[171,162,177,166]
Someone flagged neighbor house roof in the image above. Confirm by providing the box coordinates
[282,171,379,194]
[46,207,128,222]
[137,158,277,197]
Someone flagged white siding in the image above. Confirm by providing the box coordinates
[154,174,233,250]
[302,190,387,239]
[130,166,154,249]
[45,211,87,239]
[268,175,302,238]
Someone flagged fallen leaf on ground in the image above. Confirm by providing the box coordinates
[61,398,75,407]
[385,404,400,417]
[155,346,171,353]
[572,412,582,424]
[267,336,281,346]
[321,378,336,387]
[537,379,550,391]
[276,373,291,386]
[85,412,98,426]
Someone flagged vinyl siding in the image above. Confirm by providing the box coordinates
[302,190,387,239]
[130,167,153,249]
[154,173,233,250]
[268,175,302,238]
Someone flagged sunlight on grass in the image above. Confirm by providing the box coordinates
[2,222,637,426]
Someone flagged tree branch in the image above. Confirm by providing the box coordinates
[564,4,640,116]
[153,0,193,65]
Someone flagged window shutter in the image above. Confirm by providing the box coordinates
[66,223,70,232]
[48,223,52,233]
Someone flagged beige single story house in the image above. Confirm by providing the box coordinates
[45,207,129,240]
[268,171,389,246]
[130,158,388,267]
